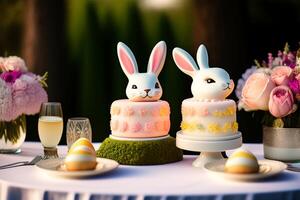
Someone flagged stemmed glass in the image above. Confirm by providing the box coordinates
[38,102,63,159]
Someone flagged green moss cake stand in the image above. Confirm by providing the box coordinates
[97,135,183,165]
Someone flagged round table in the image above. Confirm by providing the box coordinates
[0,142,300,200]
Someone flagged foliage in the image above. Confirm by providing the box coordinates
[0,114,25,144]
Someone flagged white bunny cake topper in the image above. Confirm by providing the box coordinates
[117,41,167,102]
[172,44,234,101]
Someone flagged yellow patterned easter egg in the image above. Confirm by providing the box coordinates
[65,138,97,171]
[225,148,259,174]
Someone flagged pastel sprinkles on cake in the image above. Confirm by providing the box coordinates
[111,41,171,138]
[173,44,238,136]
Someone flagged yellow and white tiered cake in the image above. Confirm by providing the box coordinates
[181,99,238,137]
[173,44,238,139]
[173,44,242,167]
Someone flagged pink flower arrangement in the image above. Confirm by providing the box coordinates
[0,56,48,121]
[237,43,300,127]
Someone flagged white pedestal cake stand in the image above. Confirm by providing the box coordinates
[176,131,242,167]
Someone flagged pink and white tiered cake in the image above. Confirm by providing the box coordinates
[109,40,170,140]
[110,100,170,138]
[98,41,182,165]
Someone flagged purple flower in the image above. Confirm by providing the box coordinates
[0,70,22,83]
[288,78,300,94]
[282,58,295,68]
[281,52,296,68]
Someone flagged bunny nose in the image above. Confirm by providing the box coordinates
[144,89,151,93]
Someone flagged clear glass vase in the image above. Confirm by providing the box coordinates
[0,115,26,154]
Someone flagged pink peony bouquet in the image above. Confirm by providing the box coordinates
[236,43,300,128]
[0,56,48,122]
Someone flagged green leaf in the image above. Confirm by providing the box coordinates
[0,115,26,144]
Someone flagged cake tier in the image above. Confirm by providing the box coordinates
[110,99,170,138]
[181,98,238,136]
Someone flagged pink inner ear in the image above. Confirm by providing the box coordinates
[119,48,135,75]
[174,53,194,72]
[151,47,164,73]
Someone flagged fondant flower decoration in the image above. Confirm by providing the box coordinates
[145,122,156,132]
[222,122,232,132]
[232,122,239,132]
[156,121,164,131]
[189,108,195,116]
[152,109,160,117]
[212,111,223,117]
[140,108,148,116]
[196,124,205,130]
[197,108,209,116]
[120,122,128,132]
[207,123,222,133]
[159,106,169,116]
[227,106,235,115]
[173,44,234,101]
[124,107,134,116]
[180,121,189,130]
[110,120,118,131]
[117,41,167,102]
[131,122,142,132]
[111,106,120,115]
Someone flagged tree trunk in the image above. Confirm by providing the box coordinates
[22,0,70,142]
[192,0,247,81]
[22,0,66,101]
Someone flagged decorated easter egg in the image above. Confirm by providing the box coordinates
[225,148,259,174]
[65,138,97,171]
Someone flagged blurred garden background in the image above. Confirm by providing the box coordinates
[1,0,300,144]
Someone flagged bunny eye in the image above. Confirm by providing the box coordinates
[205,78,216,84]
[155,82,160,89]
[132,84,137,89]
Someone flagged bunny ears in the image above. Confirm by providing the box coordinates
[172,44,209,77]
[117,41,167,77]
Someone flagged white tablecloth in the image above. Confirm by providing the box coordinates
[0,142,300,200]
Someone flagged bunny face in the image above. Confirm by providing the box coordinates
[117,41,166,102]
[126,73,162,101]
[173,44,234,101]
[192,68,234,100]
